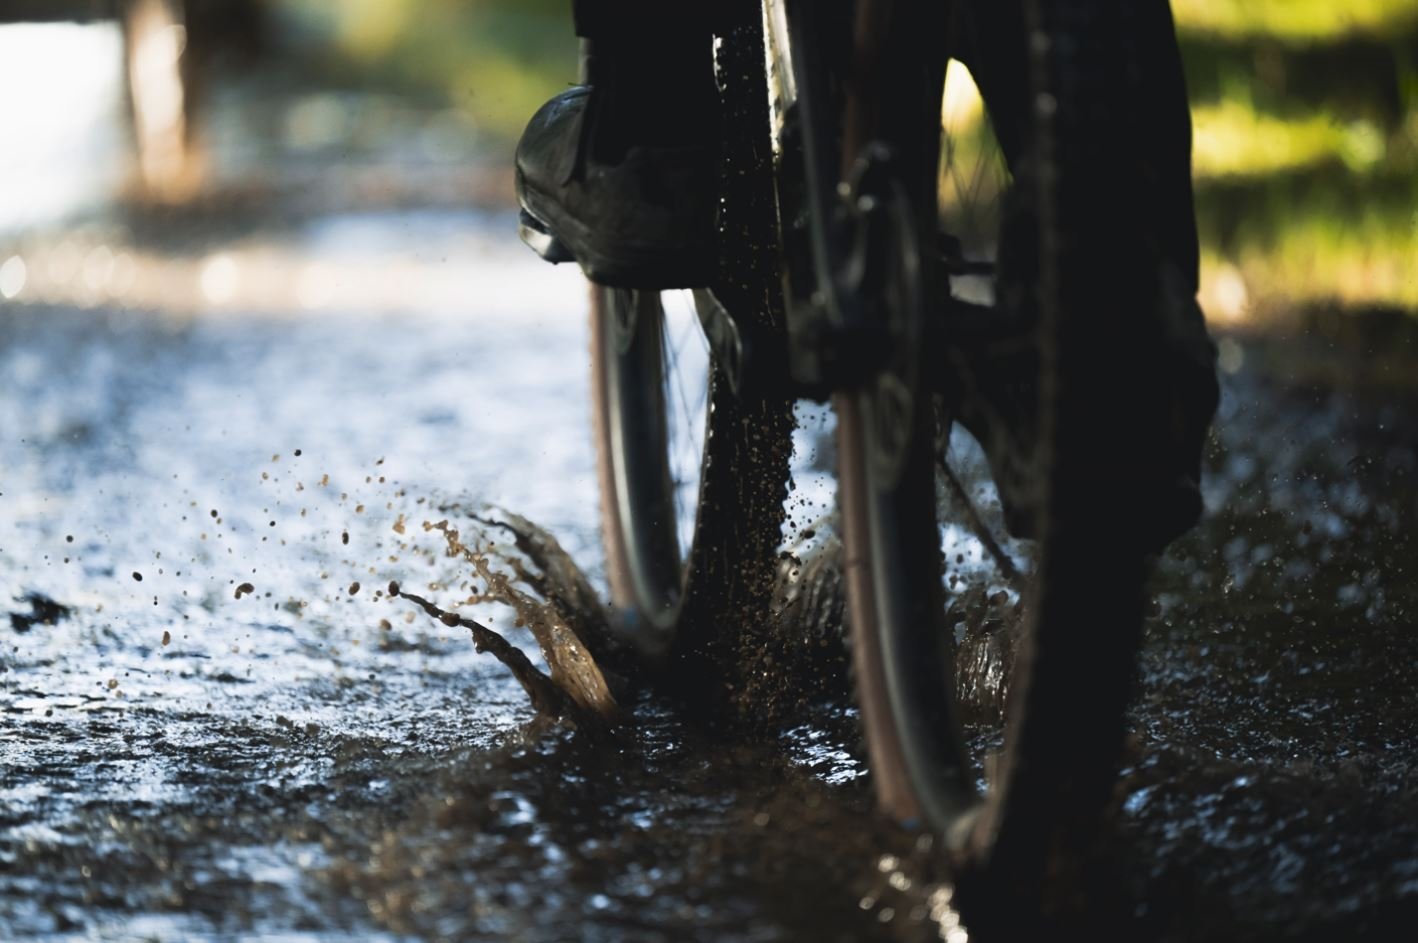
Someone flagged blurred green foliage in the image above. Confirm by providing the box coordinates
[1171,0,1418,42]
[278,0,575,149]
[275,0,1416,313]
[1177,1,1418,313]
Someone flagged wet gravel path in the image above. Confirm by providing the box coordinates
[2,212,1416,941]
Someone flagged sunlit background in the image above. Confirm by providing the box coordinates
[0,0,1413,321]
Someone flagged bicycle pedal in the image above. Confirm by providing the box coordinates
[518,209,575,264]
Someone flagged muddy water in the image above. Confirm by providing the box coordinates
[3,212,1417,941]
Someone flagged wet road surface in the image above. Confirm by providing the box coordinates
[3,210,1417,941]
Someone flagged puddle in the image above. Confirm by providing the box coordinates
[2,212,1415,940]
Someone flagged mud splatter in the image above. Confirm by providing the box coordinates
[389,506,619,723]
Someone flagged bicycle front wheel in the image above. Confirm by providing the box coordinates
[590,285,795,700]
[589,2,795,701]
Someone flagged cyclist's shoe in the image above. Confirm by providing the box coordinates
[515,86,717,289]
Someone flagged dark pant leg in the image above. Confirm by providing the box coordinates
[954,0,1216,535]
[954,0,1199,287]
[570,0,719,146]
[573,1,718,40]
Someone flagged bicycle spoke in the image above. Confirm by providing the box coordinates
[936,453,1024,590]
[658,292,710,563]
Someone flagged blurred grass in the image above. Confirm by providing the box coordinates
[1171,0,1418,42]
[1176,1,1418,316]
[1190,101,1390,178]
[272,0,1416,316]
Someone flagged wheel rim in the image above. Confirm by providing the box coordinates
[834,50,1026,844]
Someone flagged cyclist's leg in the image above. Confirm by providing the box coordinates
[953,0,1195,277]
[571,2,719,151]
[951,0,1218,551]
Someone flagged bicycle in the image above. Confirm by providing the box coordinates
[575,0,1210,924]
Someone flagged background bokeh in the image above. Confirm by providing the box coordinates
[2,0,1415,322]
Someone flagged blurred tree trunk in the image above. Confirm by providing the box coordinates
[119,0,268,201]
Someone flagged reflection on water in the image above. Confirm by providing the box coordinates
[1,210,586,317]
